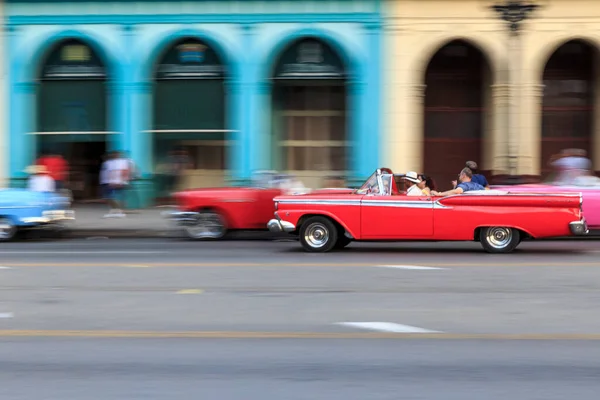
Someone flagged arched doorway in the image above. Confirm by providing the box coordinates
[271,38,348,189]
[541,40,595,177]
[423,40,491,190]
[37,38,108,201]
[152,38,227,198]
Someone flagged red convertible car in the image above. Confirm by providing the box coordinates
[267,168,588,253]
[167,171,351,239]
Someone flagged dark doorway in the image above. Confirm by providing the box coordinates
[37,39,108,201]
[271,38,348,189]
[541,40,595,177]
[153,38,227,198]
[423,40,491,190]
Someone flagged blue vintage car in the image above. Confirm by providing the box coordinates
[0,189,75,241]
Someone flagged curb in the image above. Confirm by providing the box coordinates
[67,229,294,240]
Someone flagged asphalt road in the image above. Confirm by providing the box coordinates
[1,238,600,399]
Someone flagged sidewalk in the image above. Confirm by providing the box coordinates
[67,205,289,239]
[69,205,174,238]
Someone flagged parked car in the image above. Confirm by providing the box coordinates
[167,171,344,240]
[0,188,75,241]
[268,168,587,253]
[494,174,600,231]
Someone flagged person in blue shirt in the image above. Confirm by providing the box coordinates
[465,161,490,189]
[431,168,484,197]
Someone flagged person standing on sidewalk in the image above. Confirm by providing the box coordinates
[27,165,56,193]
[36,149,68,191]
[103,151,130,218]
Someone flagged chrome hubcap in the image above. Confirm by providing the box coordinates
[304,223,329,248]
[0,218,15,240]
[486,227,512,249]
[186,213,225,239]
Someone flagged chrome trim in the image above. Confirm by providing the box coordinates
[569,220,589,236]
[433,201,452,209]
[267,219,283,233]
[21,217,50,224]
[164,211,200,226]
[277,199,361,206]
[361,199,433,209]
[267,218,296,233]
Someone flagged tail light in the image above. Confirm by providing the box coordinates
[274,201,278,211]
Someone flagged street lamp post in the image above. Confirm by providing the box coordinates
[490,1,541,183]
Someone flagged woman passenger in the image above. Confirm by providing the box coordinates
[418,174,437,196]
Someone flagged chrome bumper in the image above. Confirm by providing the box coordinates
[570,220,589,236]
[163,211,199,227]
[21,210,75,224]
[267,217,296,233]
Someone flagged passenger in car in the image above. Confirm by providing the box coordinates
[403,171,423,196]
[418,174,437,196]
[465,161,490,189]
[431,168,484,196]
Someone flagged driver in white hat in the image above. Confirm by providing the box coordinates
[403,171,423,196]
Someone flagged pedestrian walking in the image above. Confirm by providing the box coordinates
[103,151,129,218]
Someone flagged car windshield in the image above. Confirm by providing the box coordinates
[380,174,393,196]
[356,172,379,194]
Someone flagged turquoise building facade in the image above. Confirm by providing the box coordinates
[5,0,383,206]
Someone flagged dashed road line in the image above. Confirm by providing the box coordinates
[176,289,203,294]
[337,322,441,333]
[376,265,445,270]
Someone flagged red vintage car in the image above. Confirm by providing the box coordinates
[167,171,352,239]
[267,168,588,253]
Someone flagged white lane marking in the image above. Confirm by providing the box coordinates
[0,313,14,319]
[0,251,164,254]
[377,265,445,270]
[337,322,442,333]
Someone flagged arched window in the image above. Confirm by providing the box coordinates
[37,38,108,200]
[271,38,348,188]
[541,40,595,176]
[423,40,491,188]
[152,38,228,193]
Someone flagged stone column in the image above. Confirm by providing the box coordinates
[224,79,244,185]
[128,81,153,207]
[347,79,367,186]
[490,84,510,175]
[0,22,6,188]
[359,21,383,178]
[518,82,544,178]
[9,82,37,188]
[389,83,426,174]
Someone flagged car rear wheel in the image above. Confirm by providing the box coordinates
[185,210,227,240]
[300,217,338,253]
[0,218,17,242]
[480,227,520,254]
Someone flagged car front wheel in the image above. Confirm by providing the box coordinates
[0,217,17,242]
[480,227,520,254]
[184,210,228,240]
[299,217,338,253]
